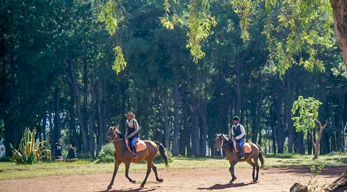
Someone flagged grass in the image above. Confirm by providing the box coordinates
[0,153,346,180]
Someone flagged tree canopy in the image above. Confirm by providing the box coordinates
[1,0,346,159]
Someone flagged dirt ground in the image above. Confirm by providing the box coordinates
[1,166,346,192]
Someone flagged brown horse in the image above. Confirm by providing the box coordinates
[105,126,169,190]
[214,133,264,183]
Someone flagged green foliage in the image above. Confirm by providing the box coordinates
[262,0,334,75]
[113,46,127,75]
[9,128,51,164]
[308,165,326,192]
[231,0,253,41]
[331,62,347,79]
[291,96,322,132]
[99,1,119,36]
[95,143,115,163]
[186,1,217,63]
[161,0,217,63]
[99,1,127,74]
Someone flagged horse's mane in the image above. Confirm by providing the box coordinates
[110,127,125,138]
[217,133,234,151]
[115,129,125,138]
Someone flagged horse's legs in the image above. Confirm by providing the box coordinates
[253,156,260,181]
[246,160,256,183]
[125,162,136,183]
[229,160,238,183]
[108,160,121,190]
[140,161,152,188]
[151,163,163,182]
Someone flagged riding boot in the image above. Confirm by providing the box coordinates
[132,146,138,160]
[240,146,245,159]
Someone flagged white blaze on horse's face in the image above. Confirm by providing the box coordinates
[214,135,223,152]
[106,127,117,142]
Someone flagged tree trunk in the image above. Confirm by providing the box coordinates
[64,60,88,154]
[180,87,189,156]
[88,81,96,158]
[200,96,208,157]
[54,88,61,143]
[4,53,18,156]
[275,77,284,153]
[96,82,104,156]
[330,0,347,70]
[312,120,328,159]
[193,113,201,157]
[164,93,170,149]
[48,112,55,155]
[172,83,180,156]
[235,56,242,117]
[251,105,258,143]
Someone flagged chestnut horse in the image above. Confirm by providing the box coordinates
[214,133,264,183]
[105,126,169,189]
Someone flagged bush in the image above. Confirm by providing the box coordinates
[9,128,51,164]
[266,153,293,158]
[154,148,173,164]
[94,143,115,163]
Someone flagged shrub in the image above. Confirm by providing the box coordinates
[95,143,115,163]
[9,128,51,164]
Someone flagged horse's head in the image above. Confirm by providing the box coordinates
[105,126,119,144]
[214,133,225,152]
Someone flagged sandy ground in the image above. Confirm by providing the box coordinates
[0,166,346,192]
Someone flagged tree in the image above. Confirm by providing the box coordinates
[330,0,347,70]
[291,96,329,159]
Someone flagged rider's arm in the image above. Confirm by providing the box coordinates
[127,119,139,138]
[125,121,128,137]
[235,124,245,140]
[231,126,235,138]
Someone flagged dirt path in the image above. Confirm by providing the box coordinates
[0,166,346,192]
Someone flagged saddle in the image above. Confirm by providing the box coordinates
[125,139,147,153]
[232,140,253,153]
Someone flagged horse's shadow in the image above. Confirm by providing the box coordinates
[99,186,160,192]
[197,182,252,190]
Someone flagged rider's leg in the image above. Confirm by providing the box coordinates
[131,137,138,159]
[237,139,245,159]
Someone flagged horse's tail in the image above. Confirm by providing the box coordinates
[256,144,265,168]
[154,141,169,167]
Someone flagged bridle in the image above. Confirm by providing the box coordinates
[109,128,125,142]
[217,135,230,149]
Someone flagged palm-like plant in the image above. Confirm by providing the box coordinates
[9,128,51,164]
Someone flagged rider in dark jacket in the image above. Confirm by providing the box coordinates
[125,112,139,160]
[231,116,246,159]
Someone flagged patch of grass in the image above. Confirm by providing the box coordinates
[0,153,346,180]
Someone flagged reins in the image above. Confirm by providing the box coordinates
[219,137,230,148]
[110,138,125,142]
[110,128,126,142]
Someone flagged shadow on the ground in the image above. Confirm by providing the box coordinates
[197,182,252,190]
[99,186,160,192]
[263,166,347,177]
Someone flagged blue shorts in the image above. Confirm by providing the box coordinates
[128,136,138,148]
[236,139,245,148]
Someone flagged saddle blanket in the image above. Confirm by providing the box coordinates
[233,141,254,153]
[125,139,147,153]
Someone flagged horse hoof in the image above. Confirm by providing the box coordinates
[140,184,145,188]
[157,179,164,182]
[229,180,233,184]
[107,185,112,190]
[131,180,136,184]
